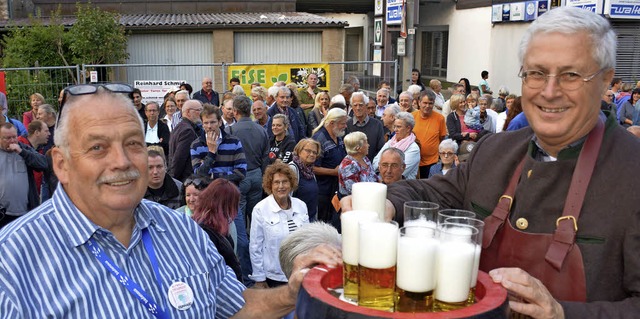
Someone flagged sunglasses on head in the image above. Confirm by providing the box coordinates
[57,83,135,126]
[184,177,210,189]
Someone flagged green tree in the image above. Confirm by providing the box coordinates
[67,3,128,65]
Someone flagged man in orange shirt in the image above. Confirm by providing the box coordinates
[411,90,446,178]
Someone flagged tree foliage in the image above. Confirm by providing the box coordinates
[67,3,129,65]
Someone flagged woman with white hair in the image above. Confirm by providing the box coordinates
[372,111,420,179]
[338,131,379,197]
[428,139,458,178]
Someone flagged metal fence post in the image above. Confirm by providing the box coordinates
[394,59,399,98]
[221,62,227,93]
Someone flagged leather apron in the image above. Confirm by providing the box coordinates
[480,119,604,303]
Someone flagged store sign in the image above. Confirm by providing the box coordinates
[606,0,640,18]
[386,0,403,25]
[566,0,603,14]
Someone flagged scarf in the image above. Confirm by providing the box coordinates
[293,155,315,180]
[389,132,416,152]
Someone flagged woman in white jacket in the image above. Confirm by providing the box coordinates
[250,161,309,288]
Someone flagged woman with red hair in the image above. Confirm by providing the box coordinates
[192,178,243,282]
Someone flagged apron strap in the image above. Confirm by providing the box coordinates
[482,158,526,249]
[545,119,605,270]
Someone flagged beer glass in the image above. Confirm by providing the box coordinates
[352,182,387,221]
[341,210,380,302]
[437,209,476,225]
[433,223,479,312]
[445,217,485,305]
[403,201,439,228]
[358,220,399,311]
[396,225,439,313]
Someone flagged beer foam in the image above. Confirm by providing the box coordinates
[341,211,379,265]
[397,236,439,292]
[359,222,398,269]
[435,241,476,303]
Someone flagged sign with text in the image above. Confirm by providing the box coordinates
[567,0,604,14]
[605,0,640,18]
[373,49,382,77]
[386,0,403,25]
[227,64,330,94]
[134,80,185,106]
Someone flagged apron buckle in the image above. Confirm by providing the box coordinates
[556,216,578,232]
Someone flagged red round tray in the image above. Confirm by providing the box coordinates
[297,266,508,318]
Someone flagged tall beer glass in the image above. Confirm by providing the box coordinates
[396,225,439,313]
[341,210,379,302]
[358,220,399,311]
[437,209,476,225]
[403,201,439,228]
[433,223,478,312]
[445,217,485,305]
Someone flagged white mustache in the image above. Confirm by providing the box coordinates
[97,170,141,184]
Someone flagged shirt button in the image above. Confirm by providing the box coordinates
[516,217,528,230]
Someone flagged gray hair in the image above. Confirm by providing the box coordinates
[381,147,405,165]
[518,6,616,69]
[272,113,290,130]
[350,91,369,105]
[439,138,459,153]
[407,85,422,95]
[55,88,142,154]
[399,91,413,101]
[268,86,280,98]
[395,111,415,129]
[339,84,355,94]
[376,88,390,97]
[231,85,246,96]
[232,95,252,117]
[330,94,346,106]
[344,131,367,155]
[420,89,436,102]
[498,86,510,96]
[278,222,341,278]
[38,104,56,118]
[175,90,190,99]
[276,86,291,97]
[313,107,347,135]
[384,104,401,117]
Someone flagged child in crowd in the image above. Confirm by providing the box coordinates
[463,94,483,132]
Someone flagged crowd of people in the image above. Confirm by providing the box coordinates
[1,6,640,318]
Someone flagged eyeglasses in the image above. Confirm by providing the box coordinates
[439,152,455,157]
[302,148,318,155]
[1,135,17,141]
[519,68,606,91]
[379,163,401,169]
[184,177,210,189]
[58,83,134,126]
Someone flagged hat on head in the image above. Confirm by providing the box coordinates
[458,141,477,163]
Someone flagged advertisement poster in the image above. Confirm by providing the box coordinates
[510,2,525,20]
[525,1,538,20]
[134,80,185,105]
[538,0,549,15]
[502,4,512,21]
[227,64,330,93]
[373,50,382,77]
[492,4,504,22]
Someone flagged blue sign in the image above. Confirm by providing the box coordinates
[610,4,640,17]
[387,5,402,25]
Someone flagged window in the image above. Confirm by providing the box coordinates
[421,30,449,78]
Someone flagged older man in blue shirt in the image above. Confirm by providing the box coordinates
[0,85,341,318]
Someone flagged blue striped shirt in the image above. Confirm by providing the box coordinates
[0,186,246,318]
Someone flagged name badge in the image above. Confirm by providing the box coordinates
[167,281,194,310]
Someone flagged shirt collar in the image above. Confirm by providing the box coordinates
[52,186,166,248]
[352,115,369,126]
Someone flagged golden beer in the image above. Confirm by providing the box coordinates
[343,263,359,302]
[395,287,434,313]
[358,265,397,311]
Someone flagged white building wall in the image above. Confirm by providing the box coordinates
[417,4,530,95]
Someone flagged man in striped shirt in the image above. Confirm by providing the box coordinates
[0,86,341,318]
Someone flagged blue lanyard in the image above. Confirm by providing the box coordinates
[86,228,170,319]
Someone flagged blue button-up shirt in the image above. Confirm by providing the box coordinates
[0,186,246,318]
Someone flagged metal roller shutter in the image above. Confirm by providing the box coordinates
[612,21,640,82]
